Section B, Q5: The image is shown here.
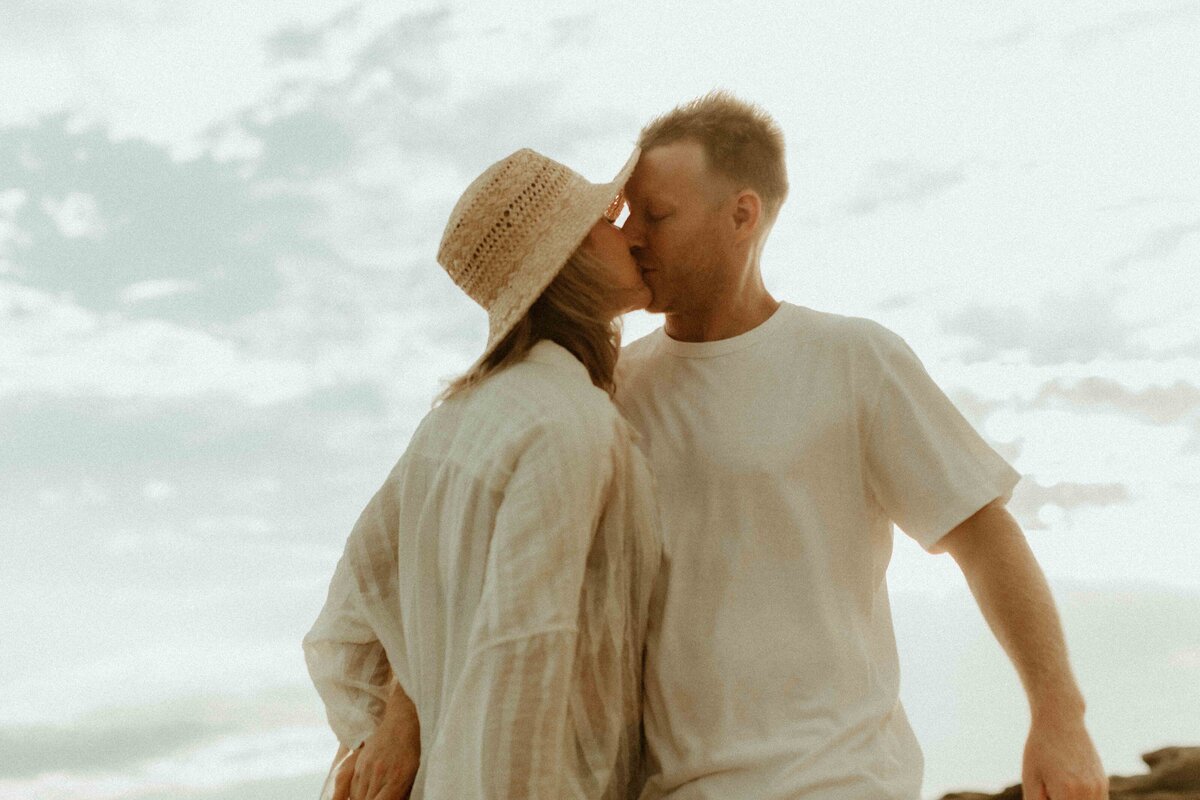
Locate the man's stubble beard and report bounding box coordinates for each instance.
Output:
[645,222,726,316]
[673,229,729,316]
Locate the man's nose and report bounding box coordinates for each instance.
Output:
[621,216,646,248]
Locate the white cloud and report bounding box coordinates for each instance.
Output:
[263,3,363,64]
[34,488,66,506]
[191,514,275,537]
[1008,478,1131,530]
[0,0,167,40]
[0,188,28,246]
[119,279,201,305]
[844,160,967,216]
[41,192,106,239]
[1108,217,1200,271]
[0,640,316,726]
[0,686,333,800]
[0,0,374,151]
[1064,2,1200,49]
[0,189,30,277]
[969,21,1039,50]
[0,726,330,800]
[1034,376,1200,426]
[942,291,1135,366]
[0,283,313,404]
[992,405,1193,483]
[141,480,179,502]
[36,479,112,507]
[1167,646,1200,668]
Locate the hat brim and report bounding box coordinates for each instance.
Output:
[463,147,640,376]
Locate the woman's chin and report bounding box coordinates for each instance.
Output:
[610,286,654,316]
[627,289,655,315]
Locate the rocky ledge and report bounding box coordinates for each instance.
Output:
[940,746,1200,799]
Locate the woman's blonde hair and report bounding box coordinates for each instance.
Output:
[438,244,621,403]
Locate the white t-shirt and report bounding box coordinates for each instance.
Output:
[615,302,1020,800]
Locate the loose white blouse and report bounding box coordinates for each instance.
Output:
[304,340,662,799]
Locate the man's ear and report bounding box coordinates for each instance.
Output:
[731,190,762,241]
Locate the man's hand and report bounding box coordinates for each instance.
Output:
[332,735,418,800]
[332,683,421,800]
[329,745,357,800]
[1022,713,1108,799]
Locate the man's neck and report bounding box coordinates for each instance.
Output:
[664,287,781,343]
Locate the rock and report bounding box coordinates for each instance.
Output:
[939,746,1200,799]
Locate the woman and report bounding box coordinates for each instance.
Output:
[303,148,662,800]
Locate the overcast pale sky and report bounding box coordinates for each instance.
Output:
[1,2,1198,798]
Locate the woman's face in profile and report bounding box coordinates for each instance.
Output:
[584,217,653,316]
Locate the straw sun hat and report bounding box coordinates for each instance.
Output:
[437,147,640,368]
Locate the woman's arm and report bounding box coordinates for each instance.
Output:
[304,485,399,750]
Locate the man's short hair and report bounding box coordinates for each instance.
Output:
[638,90,788,221]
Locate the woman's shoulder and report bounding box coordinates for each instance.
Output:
[495,343,620,420]
[424,345,624,464]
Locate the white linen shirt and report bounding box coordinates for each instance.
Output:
[304,340,663,800]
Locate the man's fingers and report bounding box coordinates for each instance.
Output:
[357,768,378,800]
[1023,776,1048,800]
[1045,774,1108,800]
[350,765,373,800]
[332,764,354,800]
[353,762,385,800]
[1066,776,1108,800]
[371,779,414,800]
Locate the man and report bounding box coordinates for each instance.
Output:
[329,92,1108,800]
[614,91,1106,800]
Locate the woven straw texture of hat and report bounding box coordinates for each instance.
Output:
[438,147,639,365]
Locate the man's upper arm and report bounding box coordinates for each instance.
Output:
[929,498,1019,559]
[858,321,1022,550]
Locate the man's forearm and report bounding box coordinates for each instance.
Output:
[936,500,1108,798]
[934,501,1085,720]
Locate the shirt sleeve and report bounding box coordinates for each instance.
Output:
[420,420,614,799]
[860,322,1021,551]
[302,483,398,750]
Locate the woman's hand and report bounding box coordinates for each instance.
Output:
[333,683,421,800]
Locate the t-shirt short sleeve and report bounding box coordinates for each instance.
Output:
[860,322,1021,550]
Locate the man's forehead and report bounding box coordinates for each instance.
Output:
[629,140,707,198]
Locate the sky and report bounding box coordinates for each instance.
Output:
[0,1,1197,798]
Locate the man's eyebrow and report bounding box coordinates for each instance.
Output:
[630,189,674,206]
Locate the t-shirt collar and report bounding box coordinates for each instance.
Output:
[657,301,793,358]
